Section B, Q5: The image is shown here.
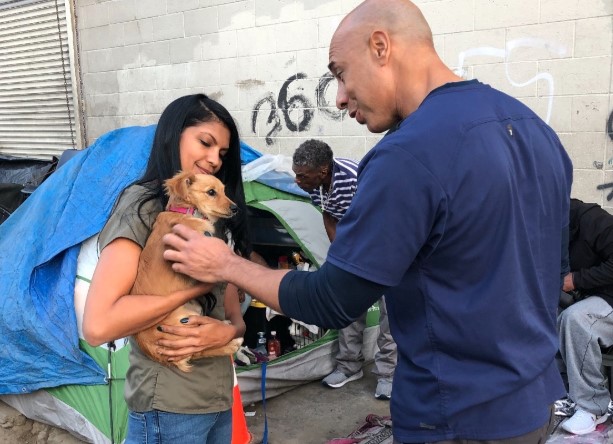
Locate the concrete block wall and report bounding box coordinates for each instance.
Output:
[75,0,612,206]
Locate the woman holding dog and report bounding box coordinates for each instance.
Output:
[82,94,249,444]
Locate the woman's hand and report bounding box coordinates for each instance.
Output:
[155,316,238,361]
[83,237,217,347]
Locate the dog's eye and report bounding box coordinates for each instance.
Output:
[207,189,216,196]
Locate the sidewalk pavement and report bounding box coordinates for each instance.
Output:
[243,361,390,444]
[4,360,613,443]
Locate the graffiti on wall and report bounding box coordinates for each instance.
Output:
[455,38,567,124]
[596,110,613,200]
[597,182,613,201]
[251,38,568,145]
[251,72,344,145]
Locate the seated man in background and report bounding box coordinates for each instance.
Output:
[557,198,613,435]
[292,139,397,399]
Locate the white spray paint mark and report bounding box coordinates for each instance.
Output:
[454,38,567,123]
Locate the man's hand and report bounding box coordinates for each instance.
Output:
[562,273,575,292]
[162,224,233,283]
[165,224,287,313]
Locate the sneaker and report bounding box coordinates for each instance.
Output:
[561,408,609,435]
[554,397,576,417]
[375,379,392,400]
[322,369,363,388]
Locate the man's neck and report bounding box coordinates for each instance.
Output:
[322,163,333,190]
[396,53,462,119]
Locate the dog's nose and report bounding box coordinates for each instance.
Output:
[230,204,239,215]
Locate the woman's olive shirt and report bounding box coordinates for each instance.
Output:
[98,184,233,414]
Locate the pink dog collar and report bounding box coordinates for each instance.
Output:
[167,206,208,220]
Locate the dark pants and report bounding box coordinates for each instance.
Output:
[393,405,555,444]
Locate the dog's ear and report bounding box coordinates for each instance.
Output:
[184,175,194,187]
[164,171,195,203]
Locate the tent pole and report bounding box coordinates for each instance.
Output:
[107,341,116,444]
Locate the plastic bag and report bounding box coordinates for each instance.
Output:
[241,154,309,197]
[241,154,294,182]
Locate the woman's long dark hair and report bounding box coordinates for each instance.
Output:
[136,94,251,257]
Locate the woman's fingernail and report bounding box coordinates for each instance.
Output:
[180,317,189,324]
[157,326,163,332]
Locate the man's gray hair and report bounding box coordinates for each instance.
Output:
[293,139,333,169]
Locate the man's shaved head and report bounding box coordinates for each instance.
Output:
[335,0,433,48]
[328,0,459,132]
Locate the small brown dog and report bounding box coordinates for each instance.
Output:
[132,171,243,372]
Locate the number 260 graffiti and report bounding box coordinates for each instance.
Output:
[251,72,344,145]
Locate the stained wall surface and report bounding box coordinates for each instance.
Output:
[75,0,613,205]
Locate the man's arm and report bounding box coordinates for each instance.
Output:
[573,209,613,291]
[573,258,613,291]
[323,211,338,242]
[561,222,571,290]
[163,224,288,312]
[279,261,388,328]
[163,224,388,327]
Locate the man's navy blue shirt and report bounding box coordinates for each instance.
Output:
[281,80,572,441]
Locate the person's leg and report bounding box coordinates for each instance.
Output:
[323,311,367,387]
[154,410,232,444]
[558,296,613,415]
[372,297,397,399]
[124,410,156,444]
[372,296,397,378]
[335,312,367,375]
[204,409,233,444]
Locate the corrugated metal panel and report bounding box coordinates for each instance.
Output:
[0,0,76,160]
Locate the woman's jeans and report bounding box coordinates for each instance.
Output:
[125,408,232,444]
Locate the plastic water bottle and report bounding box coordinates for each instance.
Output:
[255,331,267,355]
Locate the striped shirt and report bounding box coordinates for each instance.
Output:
[308,158,358,221]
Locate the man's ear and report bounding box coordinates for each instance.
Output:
[370,30,390,65]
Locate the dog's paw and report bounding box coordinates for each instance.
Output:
[224,337,243,355]
[173,358,194,373]
[191,337,244,359]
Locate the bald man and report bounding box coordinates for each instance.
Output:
[162,1,572,442]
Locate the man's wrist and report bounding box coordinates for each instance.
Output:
[219,251,241,283]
